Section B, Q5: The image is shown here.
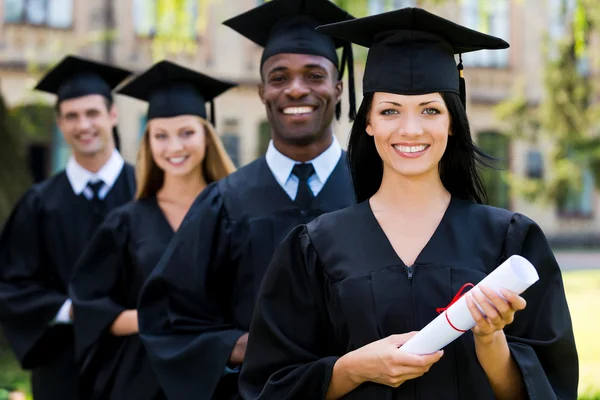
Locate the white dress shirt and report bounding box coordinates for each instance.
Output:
[265,136,342,200]
[65,150,125,200]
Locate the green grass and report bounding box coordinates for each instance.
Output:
[563,269,600,397]
[0,341,29,397]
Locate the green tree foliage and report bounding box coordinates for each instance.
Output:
[135,0,213,60]
[496,0,599,207]
[0,86,32,227]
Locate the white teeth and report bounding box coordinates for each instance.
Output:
[393,144,428,153]
[283,106,314,115]
[168,156,187,164]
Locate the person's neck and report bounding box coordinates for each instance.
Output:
[272,131,333,163]
[158,169,207,206]
[73,145,114,173]
[372,168,451,213]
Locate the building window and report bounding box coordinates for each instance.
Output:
[221,118,240,167]
[52,124,70,173]
[478,131,510,209]
[461,0,510,68]
[257,120,270,157]
[138,114,148,141]
[548,0,577,41]
[368,0,415,14]
[27,143,50,183]
[526,150,544,179]
[4,0,73,28]
[221,135,240,167]
[11,103,55,180]
[559,168,595,218]
[133,0,198,40]
[548,0,589,75]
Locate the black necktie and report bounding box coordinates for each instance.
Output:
[87,180,106,227]
[87,180,106,210]
[87,180,105,201]
[292,163,315,211]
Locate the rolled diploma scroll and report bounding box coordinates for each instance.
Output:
[400,255,539,355]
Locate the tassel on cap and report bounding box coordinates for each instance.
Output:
[346,43,356,121]
[210,99,216,127]
[458,53,466,110]
[335,46,346,121]
[335,43,356,121]
[112,127,120,151]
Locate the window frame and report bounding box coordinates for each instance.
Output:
[557,168,596,219]
[460,0,510,69]
[3,0,74,30]
[133,0,200,42]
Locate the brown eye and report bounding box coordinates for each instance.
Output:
[269,75,285,83]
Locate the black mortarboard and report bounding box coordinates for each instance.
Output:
[223,0,356,120]
[316,8,509,109]
[116,60,237,125]
[35,55,132,103]
[35,55,132,150]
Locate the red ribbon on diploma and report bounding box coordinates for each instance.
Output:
[436,283,474,333]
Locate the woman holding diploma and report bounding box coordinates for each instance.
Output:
[69,60,236,400]
[239,8,578,400]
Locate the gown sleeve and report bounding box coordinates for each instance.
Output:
[0,190,69,368]
[239,225,339,400]
[69,210,129,362]
[502,213,578,399]
[137,184,246,400]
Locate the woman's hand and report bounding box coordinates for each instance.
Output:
[327,332,443,399]
[466,286,527,344]
[466,286,528,400]
[110,309,139,336]
[347,332,443,388]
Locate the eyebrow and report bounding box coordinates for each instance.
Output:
[267,66,288,75]
[267,64,328,75]
[378,100,442,106]
[304,64,327,70]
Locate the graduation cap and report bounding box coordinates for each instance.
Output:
[316,8,509,109]
[116,60,237,125]
[223,0,356,120]
[35,55,133,150]
[35,55,132,103]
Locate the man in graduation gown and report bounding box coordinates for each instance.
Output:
[137,1,357,399]
[0,55,135,400]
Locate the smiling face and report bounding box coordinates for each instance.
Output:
[366,92,451,180]
[148,115,207,178]
[259,53,342,147]
[56,94,117,157]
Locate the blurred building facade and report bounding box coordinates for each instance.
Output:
[0,0,598,244]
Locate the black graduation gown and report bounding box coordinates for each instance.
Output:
[0,164,135,400]
[70,196,170,400]
[138,155,355,400]
[239,197,579,400]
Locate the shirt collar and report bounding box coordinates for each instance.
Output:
[265,136,342,187]
[65,150,125,195]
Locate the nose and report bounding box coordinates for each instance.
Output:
[167,137,185,153]
[76,116,92,131]
[284,76,310,99]
[398,113,424,137]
